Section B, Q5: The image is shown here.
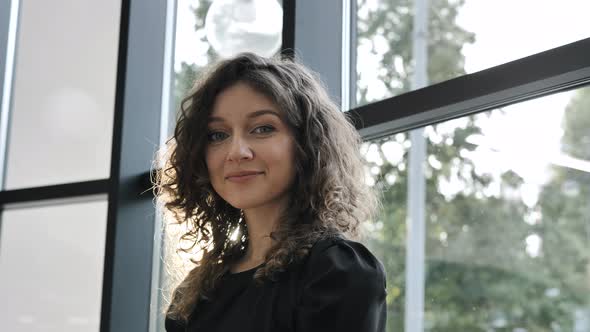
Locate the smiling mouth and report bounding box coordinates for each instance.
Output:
[226,172,263,183]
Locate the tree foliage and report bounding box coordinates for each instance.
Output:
[356,0,589,331]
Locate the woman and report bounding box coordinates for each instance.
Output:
[156,52,386,331]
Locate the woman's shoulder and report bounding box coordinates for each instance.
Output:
[294,234,387,330]
[302,234,386,288]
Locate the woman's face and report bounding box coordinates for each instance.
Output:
[205,82,297,211]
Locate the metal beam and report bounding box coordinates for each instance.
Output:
[352,37,590,139]
[281,0,296,59]
[405,1,428,331]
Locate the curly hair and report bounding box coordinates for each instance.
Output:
[154,52,379,323]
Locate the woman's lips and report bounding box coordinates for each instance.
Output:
[226,172,263,183]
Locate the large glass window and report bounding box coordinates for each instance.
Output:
[362,85,590,331]
[5,0,120,189]
[355,0,590,106]
[0,198,108,332]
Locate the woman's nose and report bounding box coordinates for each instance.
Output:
[226,136,253,162]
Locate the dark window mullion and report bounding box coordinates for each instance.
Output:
[0,179,110,205]
[101,0,167,331]
[281,0,296,59]
[351,37,590,139]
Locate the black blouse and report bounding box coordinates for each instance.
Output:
[165,235,387,332]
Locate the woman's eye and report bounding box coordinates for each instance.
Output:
[207,131,228,142]
[252,125,275,134]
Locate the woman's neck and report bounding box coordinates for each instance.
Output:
[241,200,285,261]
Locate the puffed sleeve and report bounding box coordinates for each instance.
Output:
[295,238,387,332]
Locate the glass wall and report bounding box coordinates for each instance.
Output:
[362,86,590,331]
[355,1,590,329]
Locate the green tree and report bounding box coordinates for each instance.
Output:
[356,0,474,106]
[534,88,590,330]
[356,0,482,330]
[364,92,589,330]
[365,91,590,331]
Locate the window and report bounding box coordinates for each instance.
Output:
[362,86,590,331]
[355,0,590,106]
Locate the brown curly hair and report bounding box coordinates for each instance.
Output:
[154,52,379,323]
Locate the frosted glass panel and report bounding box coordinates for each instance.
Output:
[0,198,108,332]
[5,0,121,189]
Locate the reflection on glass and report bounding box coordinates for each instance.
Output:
[355,0,590,106]
[204,0,282,58]
[0,199,108,332]
[362,86,590,331]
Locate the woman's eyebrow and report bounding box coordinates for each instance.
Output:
[208,109,281,123]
